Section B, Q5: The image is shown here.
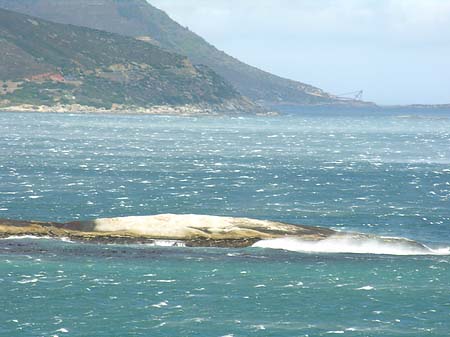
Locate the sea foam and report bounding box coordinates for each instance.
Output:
[2,235,53,240]
[252,235,450,256]
[1,235,74,243]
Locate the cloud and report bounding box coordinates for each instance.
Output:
[151,0,450,45]
[149,0,450,104]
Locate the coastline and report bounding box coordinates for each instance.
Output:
[0,101,276,116]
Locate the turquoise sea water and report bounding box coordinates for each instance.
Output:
[1,111,450,336]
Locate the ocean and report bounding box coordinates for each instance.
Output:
[1,111,449,336]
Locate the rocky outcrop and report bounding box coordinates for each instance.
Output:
[0,214,432,253]
[0,214,334,247]
[66,214,335,240]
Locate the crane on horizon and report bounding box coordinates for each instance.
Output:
[336,90,364,101]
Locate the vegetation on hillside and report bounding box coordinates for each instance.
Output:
[0,0,342,107]
[0,8,252,110]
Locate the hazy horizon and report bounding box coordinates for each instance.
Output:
[151,0,450,105]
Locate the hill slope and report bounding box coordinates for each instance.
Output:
[0,8,256,112]
[0,0,349,107]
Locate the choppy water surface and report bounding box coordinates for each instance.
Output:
[1,111,450,336]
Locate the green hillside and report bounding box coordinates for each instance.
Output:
[0,8,255,111]
[0,0,345,107]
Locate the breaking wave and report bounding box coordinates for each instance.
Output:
[2,235,53,240]
[252,235,450,256]
[1,235,74,243]
[144,240,186,248]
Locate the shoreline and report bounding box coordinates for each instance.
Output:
[0,233,262,248]
[0,102,277,116]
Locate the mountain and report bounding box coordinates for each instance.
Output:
[0,8,257,112]
[0,0,354,108]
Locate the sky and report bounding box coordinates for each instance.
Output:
[150,0,450,105]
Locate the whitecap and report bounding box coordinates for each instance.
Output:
[146,240,186,247]
[2,235,52,240]
[152,301,168,308]
[357,286,375,291]
[431,247,450,255]
[252,325,266,330]
[252,235,450,256]
[55,328,69,333]
[60,237,75,243]
[17,278,39,284]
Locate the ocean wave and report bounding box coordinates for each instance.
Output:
[2,235,53,240]
[145,240,186,248]
[1,235,74,243]
[252,235,450,256]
